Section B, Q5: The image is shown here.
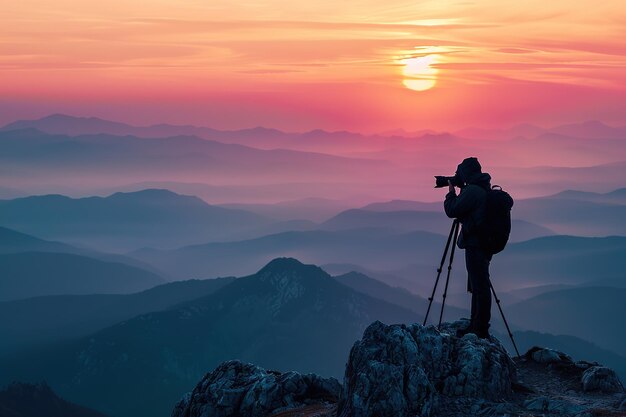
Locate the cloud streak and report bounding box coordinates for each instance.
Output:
[2,0,626,130]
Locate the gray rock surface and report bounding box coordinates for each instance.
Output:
[530,347,573,364]
[337,320,516,417]
[171,323,625,417]
[171,360,341,417]
[581,366,625,393]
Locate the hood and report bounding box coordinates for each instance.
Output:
[456,157,482,182]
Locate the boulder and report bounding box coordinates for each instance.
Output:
[581,366,625,393]
[529,347,573,365]
[171,360,341,417]
[337,320,516,417]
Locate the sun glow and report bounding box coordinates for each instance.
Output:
[401,54,439,92]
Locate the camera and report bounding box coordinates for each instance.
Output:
[434,174,464,188]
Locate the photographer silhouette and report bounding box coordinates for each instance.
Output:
[443,157,493,338]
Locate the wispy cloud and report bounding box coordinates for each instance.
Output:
[2,0,626,130]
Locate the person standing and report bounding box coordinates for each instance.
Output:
[443,157,493,339]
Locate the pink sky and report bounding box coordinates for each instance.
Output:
[2,0,626,132]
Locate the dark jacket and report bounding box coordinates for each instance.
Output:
[444,172,491,248]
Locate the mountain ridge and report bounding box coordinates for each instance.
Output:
[0,257,419,417]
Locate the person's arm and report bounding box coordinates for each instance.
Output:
[444,184,481,219]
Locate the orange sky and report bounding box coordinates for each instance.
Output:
[2,0,626,131]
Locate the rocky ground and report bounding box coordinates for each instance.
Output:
[172,320,625,417]
[435,348,626,416]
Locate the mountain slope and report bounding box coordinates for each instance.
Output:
[0,258,419,417]
[493,236,626,290]
[130,228,447,279]
[0,382,108,417]
[321,208,554,242]
[0,251,164,301]
[0,277,234,354]
[334,271,467,324]
[506,287,626,355]
[0,189,271,251]
[0,128,388,188]
[0,226,75,254]
[0,225,167,276]
[131,231,626,293]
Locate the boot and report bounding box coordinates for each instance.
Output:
[474,328,491,339]
[474,324,491,339]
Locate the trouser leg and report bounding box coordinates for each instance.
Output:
[465,246,492,332]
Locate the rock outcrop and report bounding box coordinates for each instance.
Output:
[171,360,341,417]
[582,366,624,393]
[172,321,625,417]
[337,320,516,417]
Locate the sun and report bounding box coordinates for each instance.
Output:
[401,55,439,92]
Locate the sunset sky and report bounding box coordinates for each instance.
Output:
[2,0,626,132]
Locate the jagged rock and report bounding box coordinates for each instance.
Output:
[337,320,516,417]
[171,360,341,417]
[581,366,625,393]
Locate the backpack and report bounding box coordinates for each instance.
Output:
[479,185,514,255]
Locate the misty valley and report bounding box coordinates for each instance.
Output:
[0,115,625,417]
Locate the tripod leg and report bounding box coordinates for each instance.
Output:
[490,281,521,358]
[438,221,460,328]
[423,220,458,326]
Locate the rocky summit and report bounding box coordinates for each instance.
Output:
[172,320,625,417]
[171,360,341,417]
[337,320,516,417]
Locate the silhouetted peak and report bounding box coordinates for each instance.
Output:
[258,257,319,275]
[237,126,285,136]
[41,113,90,122]
[256,258,330,287]
[108,188,194,202]
[336,271,369,280]
[607,187,626,196]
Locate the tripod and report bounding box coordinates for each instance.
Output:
[423,219,521,357]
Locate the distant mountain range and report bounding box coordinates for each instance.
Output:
[0,251,164,302]
[0,226,75,254]
[0,225,164,275]
[130,228,626,293]
[355,188,626,237]
[0,127,389,193]
[506,286,626,355]
[0,277,234,354]
[454,120,626,140]
[0,258,418,417]
[2,115,626,202]
[130,228,448,279]
[0,189,273,251]
[320,208,554,242]
[334,271,467,324]
[1,188,571,253]
[0,226,166,301]
[4,114,625,145]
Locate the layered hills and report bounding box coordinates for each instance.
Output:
[0,258,418,417]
